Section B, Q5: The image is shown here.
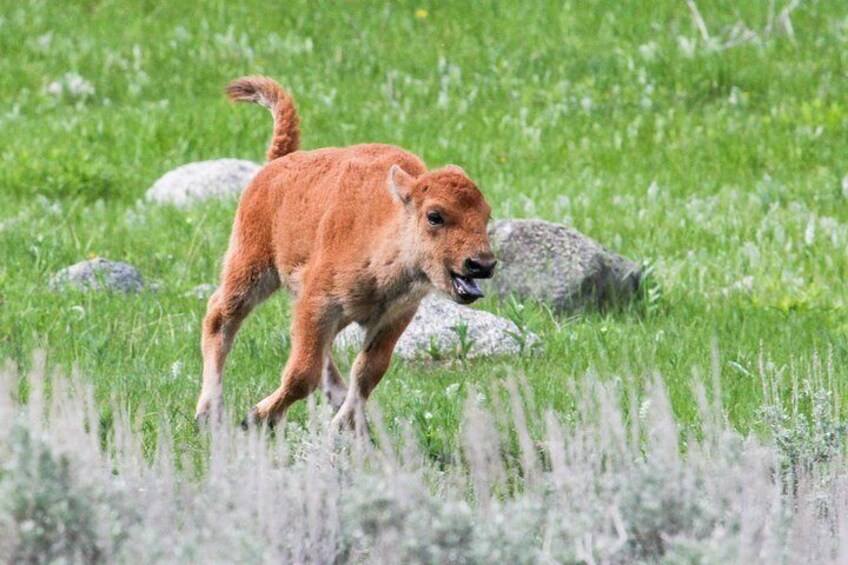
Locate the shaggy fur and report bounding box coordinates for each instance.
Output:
[195,76,496,430]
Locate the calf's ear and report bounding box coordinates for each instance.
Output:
[443,164,467,176]
[388,165,415,204]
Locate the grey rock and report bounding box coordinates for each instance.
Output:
[186,283,217,299]
[485,219,642,312]
[335,293,538,360]
[50,258,144,294]
[145,159,261,206]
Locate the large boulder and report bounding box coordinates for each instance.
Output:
[49,258,145,294]
[145,159,261,206]
[335,293,538,360]
[485,219,642,312]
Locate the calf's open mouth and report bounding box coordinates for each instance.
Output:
[450,271,484,304]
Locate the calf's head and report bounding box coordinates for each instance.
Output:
[388,165,496,304]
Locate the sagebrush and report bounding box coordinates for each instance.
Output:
[1,356,847,563]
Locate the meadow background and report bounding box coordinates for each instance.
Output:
[1,0,848,561]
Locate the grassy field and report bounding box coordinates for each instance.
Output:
[1,0,848,463]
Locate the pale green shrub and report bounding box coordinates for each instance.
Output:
[0,357,846,563]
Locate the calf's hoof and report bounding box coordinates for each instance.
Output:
[240,406,278,433]
[331,407,371,438]
[194,411,209,428]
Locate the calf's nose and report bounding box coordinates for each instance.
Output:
[464,254,497,279]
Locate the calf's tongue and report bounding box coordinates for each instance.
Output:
[454,275,484,298]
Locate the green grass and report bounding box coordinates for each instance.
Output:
[1,0,848,457]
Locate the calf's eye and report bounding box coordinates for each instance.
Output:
[427,212,444,226]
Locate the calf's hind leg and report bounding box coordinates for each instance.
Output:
[195,264,279,422]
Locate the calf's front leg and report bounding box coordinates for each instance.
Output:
[331,308,416,433]
[248,296,338,427]
[322,355,348,413]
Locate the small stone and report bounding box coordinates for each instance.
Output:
[186,283,217,299]
[484,219,642,313]
[334,293,538,360]
[145,159,261,207]
[50,258,144,294]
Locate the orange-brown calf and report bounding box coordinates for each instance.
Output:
[195,76,496,430]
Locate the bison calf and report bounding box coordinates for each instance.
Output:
[195,76,496,430]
